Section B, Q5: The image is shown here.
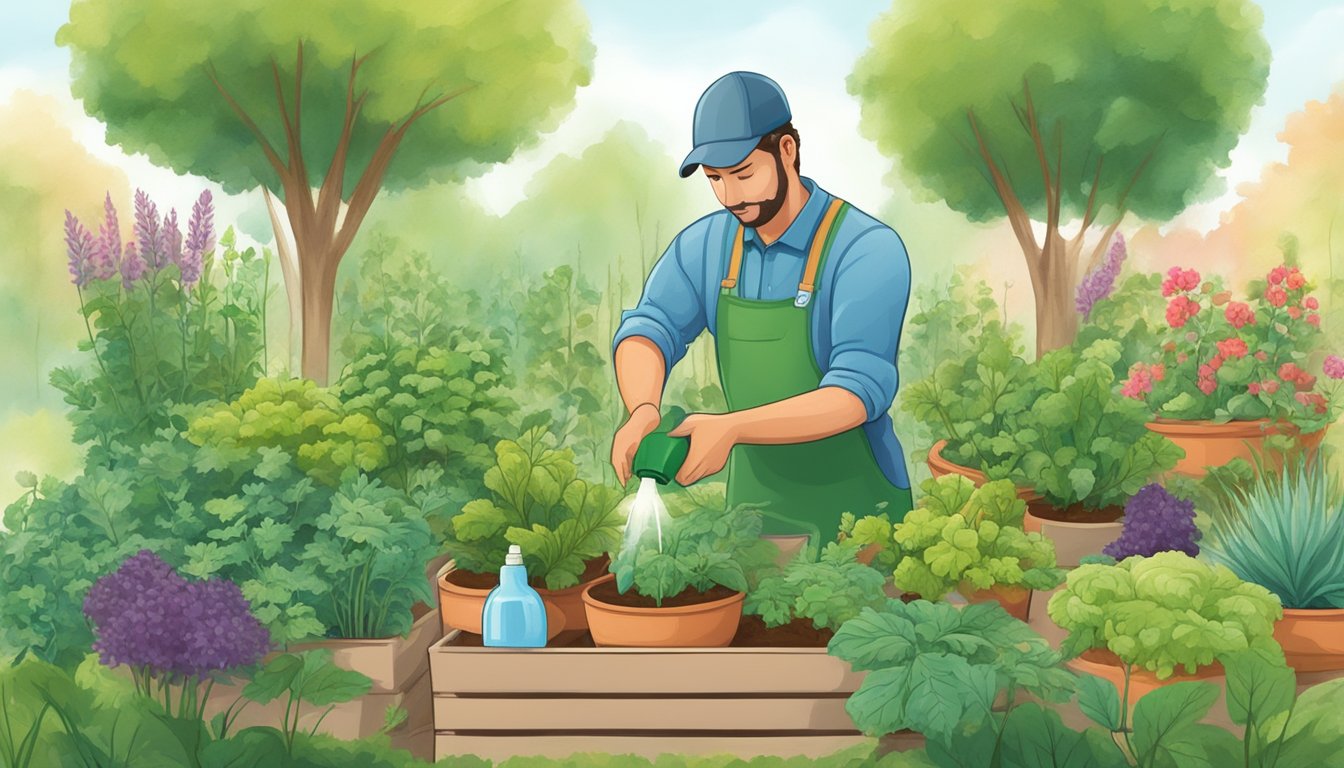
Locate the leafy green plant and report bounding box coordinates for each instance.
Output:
[891,476,1063,600]
[1047,551,1282,679]
[236,650,372,754]
[335,237,517,504]
[1201,448,1344,609]
[186,377,389,487]
[612,502,779,607]
[745,540,887,631]
[827,599,1075,745]
[445,426,624,589]
[838,511,901,575]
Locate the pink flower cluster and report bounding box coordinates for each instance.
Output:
[1326,355,1344,381]
[1162,267,1201,296]
[1224,301,1255,329]
[1122,362,1166,399]
[1166,295,1201,328]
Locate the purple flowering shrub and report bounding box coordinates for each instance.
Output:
[1103,483,1201,560]
[1076,233,1128,320]
[53,189,269,462]
[84,550,269,720]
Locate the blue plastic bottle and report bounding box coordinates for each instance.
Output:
[481,544,548,647]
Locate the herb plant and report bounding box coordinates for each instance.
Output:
[446,426,624,589]
[1047,551,1282,678]
[891,476,1063,601]
[838,511,901,574]
[1201,450,1344,609]
[612,502,779,607]
[827,599,1075,745]
[1102,483,1201,560]
[745,540,887,631]
[237,650,372,754]
[83,550,270,722]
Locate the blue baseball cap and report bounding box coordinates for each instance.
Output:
[679,72,791,178]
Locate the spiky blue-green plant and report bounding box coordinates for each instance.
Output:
[1201,450,1344,609]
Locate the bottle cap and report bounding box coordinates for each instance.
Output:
[505,544,523,566]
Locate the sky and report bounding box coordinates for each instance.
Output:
[2,1,1341,236]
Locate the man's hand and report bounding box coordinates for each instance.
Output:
[612,403,663,487]
[668,413,741,485]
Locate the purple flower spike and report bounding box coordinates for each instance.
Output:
[133,189,167,270]
[1104,483,1200,560]
[1076,233,1128,319]
[64,210,95,287]
[121,241,145,290]
[163,208,183,269]
[90,192,123,281]
[182,190,214,287]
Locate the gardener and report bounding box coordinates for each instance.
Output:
[610,71,914,559]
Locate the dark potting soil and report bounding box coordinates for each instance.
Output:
[585,579,739,609]
[444,555,611,591]
[1026,500,1125,524]
[731,614,834,647]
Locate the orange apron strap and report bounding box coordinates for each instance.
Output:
[720,223,745,289]
[799,198,845,294]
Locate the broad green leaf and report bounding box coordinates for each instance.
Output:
[1076,673,1123,731]
[1131,681,1220,763]
[1223,647,1293,730]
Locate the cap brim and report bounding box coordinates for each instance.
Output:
[679,136,762,178]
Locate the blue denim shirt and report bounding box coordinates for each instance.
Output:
[612,177,912,490]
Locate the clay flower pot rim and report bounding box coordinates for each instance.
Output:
[1023,508,1125,530]
[1282,607,1344,617]
[1146,418,1326,438]
[581,582,746,617]
[928,439,1043,501]
[438,559,613,596]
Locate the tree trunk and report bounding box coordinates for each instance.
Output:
[1029,227,1085,358]
[298,246,339,385]
[263,187,303,376]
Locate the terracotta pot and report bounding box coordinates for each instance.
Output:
[535,559,612,632]
[1275,608,1344,673]
[436,560,565,640]
[857,542,884,567]
[1023,500,1124,568]
[1068,648,1224,703]
[582,583,745,647]
[1145,419,1327,478]
[928,440,1041,502]
[959,583,1030,621]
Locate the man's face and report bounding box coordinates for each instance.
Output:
[702,139,794,229]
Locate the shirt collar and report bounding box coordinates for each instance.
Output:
[742,177,829,254]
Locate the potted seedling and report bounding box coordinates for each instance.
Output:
[1201,449,1344,672]
[438,426,624,635]
[1126,265,1339,476]
[743,539,888,646]
[890,476,1063,620]
[581,502,779,647]
[1047,550,1282,701]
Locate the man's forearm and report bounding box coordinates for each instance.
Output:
[614,336,667,414]
[727,386,868,445]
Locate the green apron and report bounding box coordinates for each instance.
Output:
[714,198,913,555]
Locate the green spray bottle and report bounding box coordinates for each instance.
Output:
[631,406,690,485]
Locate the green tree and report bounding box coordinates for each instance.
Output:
[849,0,1269,356]
[58,0,593,384]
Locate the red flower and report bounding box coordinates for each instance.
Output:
[1248,382,1261,395]
[1307,314,1321,327]
[1287,306,1302,320]
[1268,266,1289,285]
[1295,392,1327,414]
[1263,380,1280,395]
[1162,267,1202,296]
[1286,270,1306,290]
[1254,350,1268,361]
[1166,295,1201,328]
[1305,296,1319,310]
[1225,301,1255,329]
[1279,362,1303,381]
[1198,376,1218,395]
[1216,338,1248,359]
[1208,355,1225,371]
[1266,286,1288,307]
[1151,363,1166,382]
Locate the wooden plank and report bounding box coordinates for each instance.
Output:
[433,695,856,731]
[435,733,871,761]
[429,633,862,695]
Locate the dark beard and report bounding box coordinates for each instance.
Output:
[727,151,789,229]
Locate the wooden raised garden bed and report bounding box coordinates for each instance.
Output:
[429,618,876,761]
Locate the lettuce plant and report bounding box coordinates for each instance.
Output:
[827,599,1075,745]
[1201,450,1344,609]
[1047,551,1282,679]
[745,540,886,631]
[838,511,900,574]
[891,476,1063,601]
[612,502,778,607]
[445,426,624,589]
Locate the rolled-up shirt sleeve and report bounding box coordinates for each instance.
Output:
[612,234,708,379]
[818,227,911,422]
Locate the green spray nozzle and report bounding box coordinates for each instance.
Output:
[632,405,689,485]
